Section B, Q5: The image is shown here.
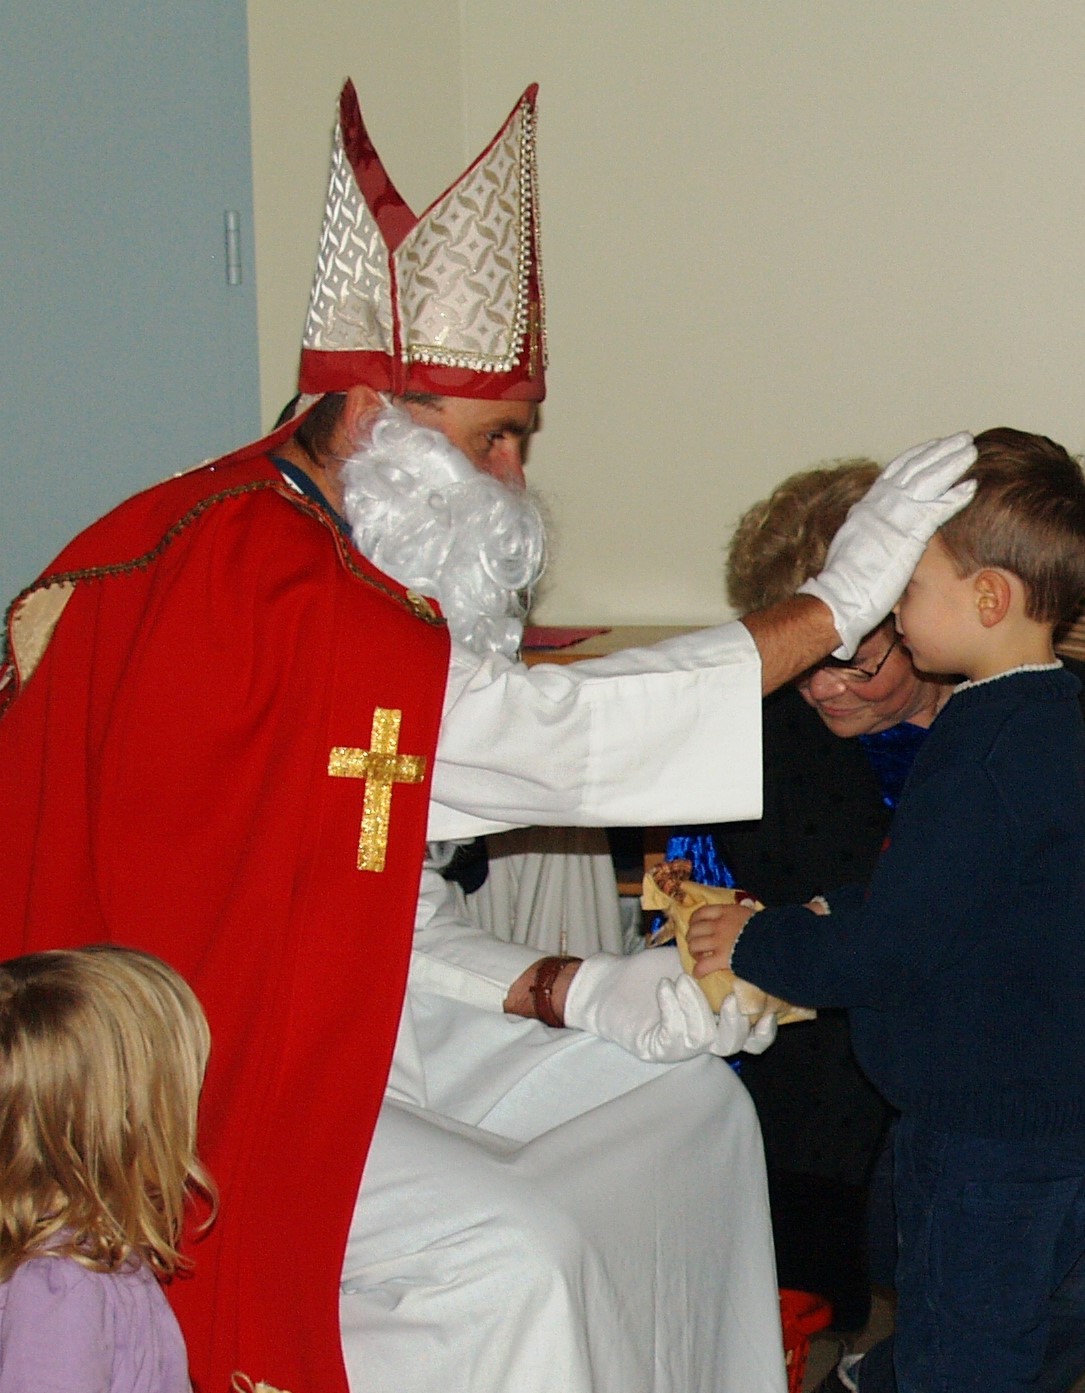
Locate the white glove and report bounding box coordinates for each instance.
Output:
[712,993,777,1055]
[564,947,770,1062]
[740,1005,778,1055]
[798,432,976,656]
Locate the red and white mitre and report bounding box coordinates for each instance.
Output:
[299,81,547,403]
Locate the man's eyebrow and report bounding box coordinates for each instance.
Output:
[492,413,537,436]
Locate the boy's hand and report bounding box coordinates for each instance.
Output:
[687,900,756,976]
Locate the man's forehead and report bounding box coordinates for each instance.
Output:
[447,398,536,432]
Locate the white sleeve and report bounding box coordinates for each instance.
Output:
[427,622,764,842]
[408,864,540,1008]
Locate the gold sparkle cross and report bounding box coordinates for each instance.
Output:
[328,708,427,872]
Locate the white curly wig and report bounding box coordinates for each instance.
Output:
[340,407,547,658]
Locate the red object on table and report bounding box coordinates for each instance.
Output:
[521,624,611,650]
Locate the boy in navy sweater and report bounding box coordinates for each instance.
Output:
[689,427,1085,1393]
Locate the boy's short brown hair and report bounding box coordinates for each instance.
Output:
[938,427,1085,625]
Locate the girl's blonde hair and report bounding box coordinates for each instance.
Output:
[0,945,215,1282]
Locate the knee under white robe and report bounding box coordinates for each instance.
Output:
[339,625,786,1392]
[342,994,785,1393]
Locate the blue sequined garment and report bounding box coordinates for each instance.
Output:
[661,830,736,888]
[857,720,930,810]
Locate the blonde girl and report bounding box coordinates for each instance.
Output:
[0,946,214,1392]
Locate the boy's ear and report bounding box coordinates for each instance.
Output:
[975,569,1012,628]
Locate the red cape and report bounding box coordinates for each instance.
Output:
[0,448,450,1393]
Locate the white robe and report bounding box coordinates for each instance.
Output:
[340,624,788,1393]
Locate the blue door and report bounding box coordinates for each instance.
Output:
[0,0,260,604]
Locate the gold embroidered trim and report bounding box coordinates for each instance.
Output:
[5,482,274,610]
[403,588,439,623]
[279,493,442,627]
[329,708,427,872]
[1,478,446,689]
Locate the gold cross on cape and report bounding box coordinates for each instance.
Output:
[328,708,427,872]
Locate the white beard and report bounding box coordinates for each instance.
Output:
[339,407,547,659]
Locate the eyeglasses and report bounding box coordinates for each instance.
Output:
[800,633,900,686]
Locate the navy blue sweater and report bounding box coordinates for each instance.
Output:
[732,666,1085,1141]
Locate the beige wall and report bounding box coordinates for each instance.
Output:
[248,2,1085,625]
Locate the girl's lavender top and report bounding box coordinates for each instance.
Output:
[0,1249,190,1392]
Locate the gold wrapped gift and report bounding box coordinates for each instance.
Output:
[642,861,815,1025]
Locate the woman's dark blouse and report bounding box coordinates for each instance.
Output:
[707,685,896,1184]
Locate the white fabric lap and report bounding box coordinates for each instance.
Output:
[397,988,669,1135]
[341,995,787,1393]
